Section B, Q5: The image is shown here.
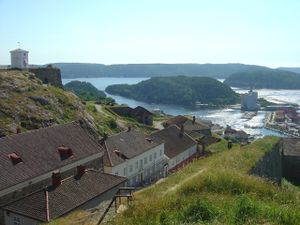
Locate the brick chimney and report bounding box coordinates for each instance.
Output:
[52,171,61,187]
[192,116,196,124]
[8,152,23,165]
[57,145,73,159]
[180,124,185,137]
[76,165,86,178]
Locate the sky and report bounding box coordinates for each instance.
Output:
[0,0,300,67]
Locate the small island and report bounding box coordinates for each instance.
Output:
[105,76,240,107]
[64,80,115,104]
[224,70,300,89]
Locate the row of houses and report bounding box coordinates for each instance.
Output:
[0,115,210,224]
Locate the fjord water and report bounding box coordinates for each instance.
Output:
[62,77,300,138]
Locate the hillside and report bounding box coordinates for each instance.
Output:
[106,137,300,225]
[224,70,300,89]
[278,67,300,74]
[106,76,240,106]
[0,70,122,137]
[52,63,271,79]
[49,136,300,225]
[0,70,101,137]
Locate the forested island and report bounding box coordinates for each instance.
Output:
[106,76,239,107]
[224,70,300,89]
[64,80,115,104]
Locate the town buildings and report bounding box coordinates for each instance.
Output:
[163,115,211,139]
[103,129,166,186]
[0,123,126,224]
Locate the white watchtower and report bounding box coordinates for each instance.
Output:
[10,48,29,69]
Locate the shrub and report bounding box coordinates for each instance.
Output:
[234,195,260,224]
[181,199,219,223]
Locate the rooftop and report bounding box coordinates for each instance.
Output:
[4,170,126,222]
[0,123,104,192]
[150,125,197,159]
[103,130,162,167]
[10,48,29,53]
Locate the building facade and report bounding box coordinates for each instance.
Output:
[10,48,29,69]
[241,89,259,111]
[103,130,166,186]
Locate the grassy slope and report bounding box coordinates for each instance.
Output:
[48,136,300,225]
[107,136,300,225]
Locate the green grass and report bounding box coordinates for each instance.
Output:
[105,136,300,225]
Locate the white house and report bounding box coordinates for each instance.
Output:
[150,125,198,172]
[10,48,29,69]
[103,129,166,186]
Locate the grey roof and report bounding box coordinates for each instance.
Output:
[10,48,29,53]
[164,115,209,132]
[4,170,126,222]
[150,125,197,159]
[103,130,162,167]
[282,138,300,156]
[131,106,152,117]
[0,123,104,192]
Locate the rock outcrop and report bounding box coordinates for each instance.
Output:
[0,70,98,137]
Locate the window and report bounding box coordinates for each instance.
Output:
[123,167,127,176]
[129,164,133,172]
[135,161,138,169]
[144,157,147,164]
[13,217,20,225]
[149,154,152,162]
[154,152,157,159]
[147,168,150,176]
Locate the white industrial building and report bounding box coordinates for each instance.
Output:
[10,48,29,69]
[241,89,259,111]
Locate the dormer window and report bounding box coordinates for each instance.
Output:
[57,145,73,160]
[8,152,23,165]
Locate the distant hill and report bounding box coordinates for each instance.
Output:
[106,76,240,106]
[278,67,300,74]
[224,70,300,89]
[52,63,271,79]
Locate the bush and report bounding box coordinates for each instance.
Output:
[234,195,260,224]
[181,199,219,223]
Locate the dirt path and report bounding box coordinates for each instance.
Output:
[163,168,206,195]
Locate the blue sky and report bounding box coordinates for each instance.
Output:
[0,0,299,67]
